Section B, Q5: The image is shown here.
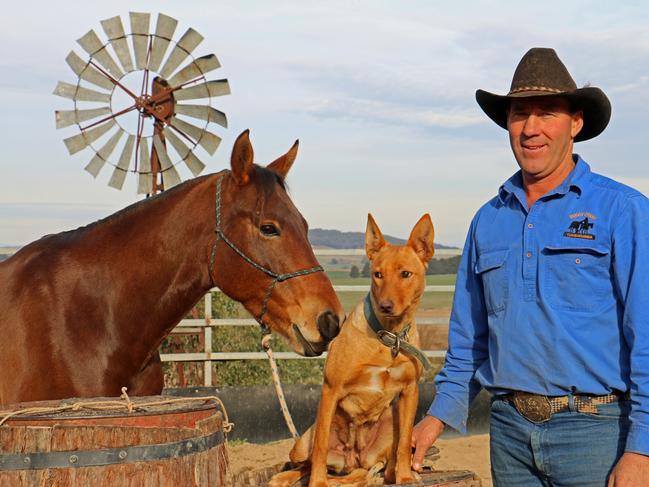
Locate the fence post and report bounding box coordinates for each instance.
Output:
[204,292,213,387]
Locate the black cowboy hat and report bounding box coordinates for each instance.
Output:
[475,47,611,142]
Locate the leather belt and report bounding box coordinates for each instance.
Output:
[504,390,629,424]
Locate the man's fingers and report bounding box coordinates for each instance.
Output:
[412,442,428,471]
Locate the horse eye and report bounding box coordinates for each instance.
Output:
[374,271,383,279]
[401,270,412,278]
[260,223,280,236]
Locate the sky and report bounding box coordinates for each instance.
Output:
[1,1,649,247]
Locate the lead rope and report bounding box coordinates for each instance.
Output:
[261,334,300,440]
[207,172,323,440]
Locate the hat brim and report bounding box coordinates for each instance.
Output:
[475,87,611,142]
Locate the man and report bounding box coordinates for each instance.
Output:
[411,48,649,486]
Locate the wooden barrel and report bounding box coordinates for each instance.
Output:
[0,394,228,487]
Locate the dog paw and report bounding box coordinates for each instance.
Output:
[395,468,420,484]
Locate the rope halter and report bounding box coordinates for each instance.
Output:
[208,172,324,332]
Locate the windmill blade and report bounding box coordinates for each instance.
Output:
[65,51,115,91]
[158,28,203,79]
[148,13,178,72]
[84,128,125,177]
[167,54,221,88]
[175,104,227,128]
[162,164,182,189]
[170,116,221,155]
[137,138,153,194]
[77,29,125,79]
[153,134,181,189]
[53,81,111,103]
[130,12,151,70]
[63,120,116,155]
[108,134,135,189]
[173,79,230,101]
[55,106,111,129]
[163,127,206,176]
[101,16,134,73]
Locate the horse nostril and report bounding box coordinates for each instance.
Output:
[317,310,340,341]
[379,301,393,314]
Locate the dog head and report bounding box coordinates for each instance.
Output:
[365,214,435,319]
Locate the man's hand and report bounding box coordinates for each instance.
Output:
[411,415,445,471]
[608,452,649,486]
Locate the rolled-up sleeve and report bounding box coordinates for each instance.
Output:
[611,194,649,455]
[427,217,489,433]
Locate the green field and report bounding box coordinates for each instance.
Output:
[326,272,456,286]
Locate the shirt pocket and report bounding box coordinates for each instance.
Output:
[543,242,612,312]
[475,249,509,315]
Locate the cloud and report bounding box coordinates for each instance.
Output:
[301,97,484,129]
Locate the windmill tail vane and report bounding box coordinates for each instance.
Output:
[54,12,231,195]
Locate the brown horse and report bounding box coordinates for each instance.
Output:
[0,130,343,406]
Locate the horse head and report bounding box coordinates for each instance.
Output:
[211,130,344,356]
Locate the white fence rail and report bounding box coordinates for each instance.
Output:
[162,283,456,386]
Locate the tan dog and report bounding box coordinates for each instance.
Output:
[270,213,435,487]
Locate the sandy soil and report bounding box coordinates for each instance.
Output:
[227,433,492,486]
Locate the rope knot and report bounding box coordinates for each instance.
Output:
[120,387,134,413]
[261,334,273,351]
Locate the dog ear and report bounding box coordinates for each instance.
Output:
[407,214,435,263]
[365,213,386,261]
[267,140,298,180]
[231,129,254,185]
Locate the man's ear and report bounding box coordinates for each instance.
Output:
[571,110,584,139]
[407,214,435,264]
[365,213,386,261]
[267,140,298,180]
[230,130,254,185]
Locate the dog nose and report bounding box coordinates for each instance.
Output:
[317,310,340,341]
[379,300,394,314]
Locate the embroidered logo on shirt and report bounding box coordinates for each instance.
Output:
[564,217,595,240]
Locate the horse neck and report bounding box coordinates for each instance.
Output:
[97,175,219,348]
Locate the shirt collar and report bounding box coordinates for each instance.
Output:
[498,154,591,204]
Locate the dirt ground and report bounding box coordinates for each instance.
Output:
[227,433,492,486]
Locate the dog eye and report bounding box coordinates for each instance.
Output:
[401,270,412,278]
[260,223,280,236]
[373,271,383,279]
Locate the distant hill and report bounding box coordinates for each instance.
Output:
[309,228,456,249]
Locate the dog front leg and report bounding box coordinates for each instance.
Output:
[309,382,338,487]
[395,381,419,483]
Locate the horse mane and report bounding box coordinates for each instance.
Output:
[54,166,285,239]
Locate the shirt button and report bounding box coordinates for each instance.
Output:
[527,223,534,229]
[575,258,581,264]
[526,252,532,258]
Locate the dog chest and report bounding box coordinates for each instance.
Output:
[338,362,416,424]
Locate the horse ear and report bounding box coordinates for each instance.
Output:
[231,130,254,185]
[267,140,298,180]
[407,214,435,264]
[365,213,387,261]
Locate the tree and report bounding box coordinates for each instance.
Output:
[350,265,360,278]
[361,261,370,278]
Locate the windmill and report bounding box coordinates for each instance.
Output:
[53,12,230,195]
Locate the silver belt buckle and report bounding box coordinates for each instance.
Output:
[511,392,552,423]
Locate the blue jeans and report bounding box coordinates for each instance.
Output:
[490,395,630,486]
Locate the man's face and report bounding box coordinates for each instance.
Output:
[507,96,583,180]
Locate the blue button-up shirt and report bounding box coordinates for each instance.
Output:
[428,156,649,455]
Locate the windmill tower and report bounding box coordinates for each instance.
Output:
[54,12,230,195]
